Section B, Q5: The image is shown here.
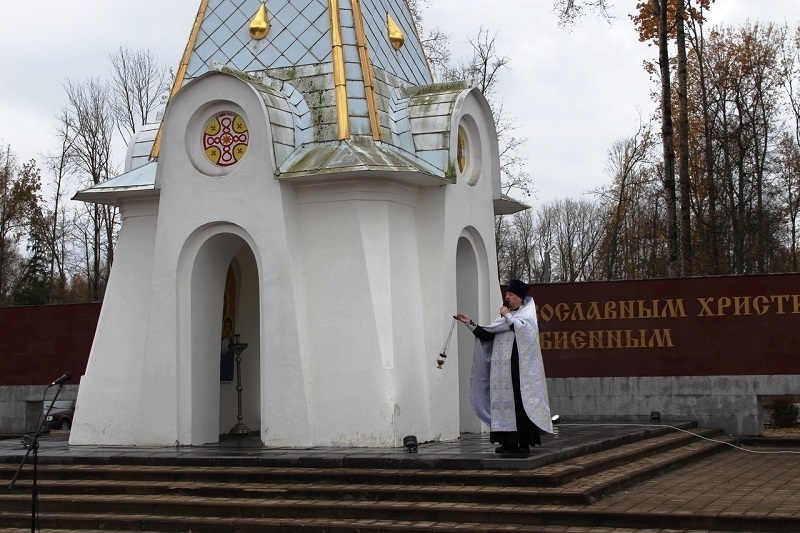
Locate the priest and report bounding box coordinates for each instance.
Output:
[456,279,553,454]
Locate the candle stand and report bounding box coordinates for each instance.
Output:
[228,335,251,436]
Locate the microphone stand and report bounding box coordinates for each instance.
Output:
[8,381,66,533]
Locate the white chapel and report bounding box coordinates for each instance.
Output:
[71,0,524,447]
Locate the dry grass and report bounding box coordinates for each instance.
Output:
[763,424,800,437]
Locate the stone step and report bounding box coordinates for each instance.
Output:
[0,427,757,532]
[0,426,723,490]
[4,435,732,507]
[0,511,730,533]
[520,426,725,487]
[1,495,797,532]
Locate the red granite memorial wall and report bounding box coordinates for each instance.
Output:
[524,273,800,378]
[1,274,798,386]
[0,303,101,386]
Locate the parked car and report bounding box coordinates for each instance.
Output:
[42,400,75,431]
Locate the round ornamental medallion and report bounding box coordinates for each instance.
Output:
[202,111,249,167]
[457,126,468,174]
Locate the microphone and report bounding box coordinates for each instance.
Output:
[50,372,72,386]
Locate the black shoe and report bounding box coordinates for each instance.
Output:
[495,444,520,454]
[517,445,530,454]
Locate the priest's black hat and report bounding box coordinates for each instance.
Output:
[507,279,529,299]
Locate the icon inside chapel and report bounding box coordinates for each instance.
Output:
[219,266,237,382]
[203,111,249,167]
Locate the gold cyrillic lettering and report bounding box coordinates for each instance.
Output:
[698,297,715,316]
[733,296,750,316]
[648,329,674,347]
[770,295,790,314]
[535,294,797,325]
[619,301,634,319]
[539,329,675,349]
[540,332,551,350]
[553,331,569,349]
[752,295,769,315]
[589,330,604,348]
[607,330,622,348]
[571,331,586,349]
[662,299,687,318]
[625,329,645,348]
[570,303,586,321]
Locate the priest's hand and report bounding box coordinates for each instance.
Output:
[455,313,471,324]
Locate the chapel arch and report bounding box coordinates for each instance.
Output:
[455,227,492,434]
[178,225,262,445]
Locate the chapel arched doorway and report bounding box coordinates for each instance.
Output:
[183,230,261,445]
[456,235,481,434]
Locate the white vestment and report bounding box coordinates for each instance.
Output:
[469,297,553,434]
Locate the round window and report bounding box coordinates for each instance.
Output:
[456,116,481,186]
[202,111,249,167]
[457,126,469,174]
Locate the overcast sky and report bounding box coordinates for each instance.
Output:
[2,1,800,204]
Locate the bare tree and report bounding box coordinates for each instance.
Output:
[780,26,800,272]
[553,198,605,281]
[504,198,604,283]
[705,23,785,274]
[685,0,719,274]
[440,29,532,198]
[0,46,168,305]
[109,46,171,141]
[41,111,78,302]
[63,78,118,301]
[776,133,800,271]
[596,124,657,280]
[560,0,696,277]
[552,0,614,25]
[509,209,542,282]
[407,0,452,78]
[496,206,548,283]
[785,25,800,150]
[494,215,514,282]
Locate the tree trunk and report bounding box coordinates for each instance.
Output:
[688,15,718,274]
[653,0,679,277]
[675,0,692,276]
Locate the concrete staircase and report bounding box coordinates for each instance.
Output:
[0,428,748,531]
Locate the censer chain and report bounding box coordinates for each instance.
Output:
[437,317,458,369]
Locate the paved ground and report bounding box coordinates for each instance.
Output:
[2,421,799,531]
[589,445,800,526]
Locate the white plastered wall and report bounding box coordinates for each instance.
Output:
[70,198,159,445]
[421,88,502,442]
[71,77,504,448]
[294,180,431,446]
[72,73,312,446]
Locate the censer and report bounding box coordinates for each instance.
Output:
[437,316,458,369]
